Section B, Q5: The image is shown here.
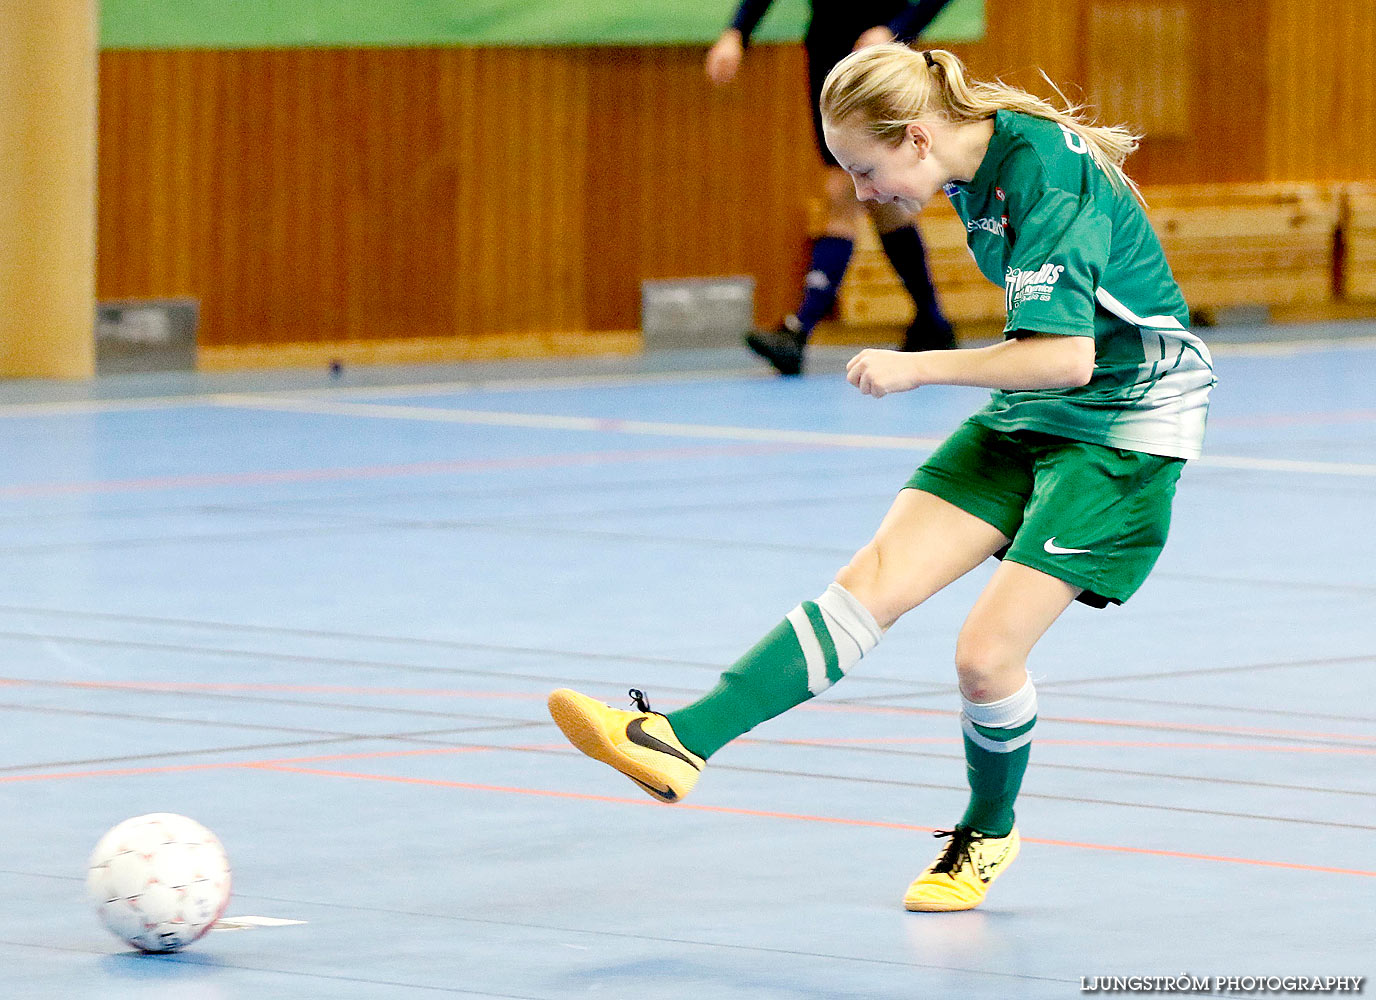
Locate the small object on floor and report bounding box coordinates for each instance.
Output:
[87,813,232,952]
[744,326,805,376]
[329,359,343,379]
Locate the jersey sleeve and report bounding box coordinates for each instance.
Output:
[1002,185,1111,338]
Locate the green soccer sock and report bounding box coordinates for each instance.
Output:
[958,680,1038,837]
[667,583,882,760]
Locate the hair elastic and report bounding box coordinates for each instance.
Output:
[924,50,936,69]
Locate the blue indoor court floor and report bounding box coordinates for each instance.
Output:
[1,328,1373,999]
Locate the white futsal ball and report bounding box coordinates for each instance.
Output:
[87,813,232,953]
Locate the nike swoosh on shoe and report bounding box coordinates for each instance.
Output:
[974,844,1014,882]
[625,717,702,770]
[630,776,678,802]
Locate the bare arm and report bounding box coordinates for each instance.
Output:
[846,334,1095,398]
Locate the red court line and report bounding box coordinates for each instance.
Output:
[802,701,1376,745]
[1043,712,1376,744]
[0,745,497,785]
[0,442,807,499]
[253,763,1376,879]
[8,677,1373,746]
[12,679,540,700]
[1,733,1366,790]
[6,744,1373,875]
[756,736,1376,756]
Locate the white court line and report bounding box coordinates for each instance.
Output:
[0,367,768,418]
[209,394,1376,478]
[292,366,770,401]
[209,393,950,450]
[1192,455,1376,477]
[1208,335,1376,357]
[0,396,209,418]
[1,334,1374,417]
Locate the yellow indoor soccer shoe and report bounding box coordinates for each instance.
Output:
[547,687,704,803]
[903,826,1020,912]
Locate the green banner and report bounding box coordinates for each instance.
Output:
[101,0,983,49]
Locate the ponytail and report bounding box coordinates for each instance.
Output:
[821,45,1143,202]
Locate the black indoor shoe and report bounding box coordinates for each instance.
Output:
[745,327,805,376]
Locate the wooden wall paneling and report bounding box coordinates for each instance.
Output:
[93,3,1376,359]
[445,47,590,339]
[344,48,445,343]
[448,48,484,338]
[968,0,1083,96]
[95,56,125,294]
[1334,4,1376,180]
[97,54,143,298]
[582,44,819,334]
[210,50,247,345]
[1267,0,1376,180]
[582,48,648,331]
[752,46,826,328]
[166,52,197,295]
[1086,2,1190,138]
[719,44,819,330]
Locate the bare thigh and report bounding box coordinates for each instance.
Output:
[955,560,1082,701]
[835,488,1010,628]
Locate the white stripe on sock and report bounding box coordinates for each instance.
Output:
[786,606,830,696]
[815,583,882,655]
[961,679,1037,729]
[961,714,1036,753]
[959,679,1037,753]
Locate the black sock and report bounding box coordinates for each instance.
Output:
[880,225,949,333]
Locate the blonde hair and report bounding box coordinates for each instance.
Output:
[821,45,1143,201]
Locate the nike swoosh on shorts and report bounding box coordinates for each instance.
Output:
[1043,537,1091,555]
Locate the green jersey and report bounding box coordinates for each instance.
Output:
[944,110,1214,460]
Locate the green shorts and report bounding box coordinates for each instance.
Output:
[906,419,1185,607]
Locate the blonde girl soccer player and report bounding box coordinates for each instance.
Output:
[548,45,1215,911]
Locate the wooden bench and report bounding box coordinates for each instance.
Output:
[1144,183,1339,318]
[811,182,1345,337]
[1341,183,1376,301]
[809,196,1004,332]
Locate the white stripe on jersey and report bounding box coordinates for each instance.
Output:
[1097,284,1215,370]
[1096,286,1184,332]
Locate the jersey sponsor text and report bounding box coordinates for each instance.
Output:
[968,216,1007,236]
[1005,263,1065,310]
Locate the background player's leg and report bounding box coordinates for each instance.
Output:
[668,489,1010,758]
[792,169,862,333]
[747,169,860,375]
[868,201,955,352]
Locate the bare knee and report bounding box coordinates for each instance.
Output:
[953,631,1028,702]
[823,169,857,207]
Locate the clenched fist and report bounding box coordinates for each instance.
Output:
[846,348,928,398]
